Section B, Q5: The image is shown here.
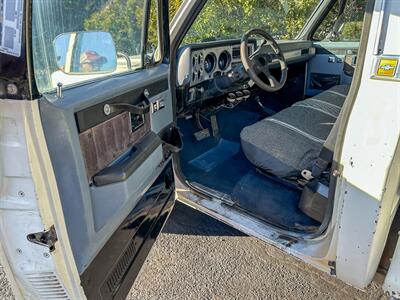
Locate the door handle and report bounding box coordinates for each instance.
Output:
[93,132,161,186]
[328,56,336,63]
[103,101,150,116]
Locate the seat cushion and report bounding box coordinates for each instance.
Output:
[240,85,349,178]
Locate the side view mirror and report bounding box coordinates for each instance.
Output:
[53,31,117,75]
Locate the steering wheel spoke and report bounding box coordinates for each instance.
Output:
[250,38,268,58]
[265,71,280,88]
[249,56,259,69]
[255,66,277,88]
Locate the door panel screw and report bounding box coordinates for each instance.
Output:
[7,83,18,95]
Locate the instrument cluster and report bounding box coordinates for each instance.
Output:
[190,45,240,86]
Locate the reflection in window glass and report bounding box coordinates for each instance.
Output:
[32,0,150,93]
[54,32,117,74]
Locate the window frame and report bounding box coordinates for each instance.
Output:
[143,0,170,67]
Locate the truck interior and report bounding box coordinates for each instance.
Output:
[0,0,375,299]
[174,0,368,233]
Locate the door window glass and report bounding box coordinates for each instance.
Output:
[313,0,367,41]
[32,0,159,93]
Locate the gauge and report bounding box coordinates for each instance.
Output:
[204,53,216,74]
[218,51,231,71]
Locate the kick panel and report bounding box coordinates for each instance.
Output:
[309,73,341,90]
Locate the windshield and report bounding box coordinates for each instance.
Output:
[182,0,321,44]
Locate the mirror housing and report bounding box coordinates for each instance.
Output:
[53,31,117,75]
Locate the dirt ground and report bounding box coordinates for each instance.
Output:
[0,202,388,300]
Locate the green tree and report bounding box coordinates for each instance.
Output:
[84,0,144,55]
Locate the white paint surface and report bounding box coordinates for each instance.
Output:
[335,0,400,288]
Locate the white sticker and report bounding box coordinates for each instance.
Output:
[0,0,24,57]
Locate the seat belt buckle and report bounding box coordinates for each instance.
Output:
[301,169,314,181]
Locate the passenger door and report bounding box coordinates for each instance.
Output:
[0,1,179,299]
[305,0,366,96]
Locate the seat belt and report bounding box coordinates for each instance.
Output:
[311,109,343,178]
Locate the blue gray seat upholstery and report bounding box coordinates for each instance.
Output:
[240,85,350,178]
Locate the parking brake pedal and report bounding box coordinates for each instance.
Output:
[193,109,211,141]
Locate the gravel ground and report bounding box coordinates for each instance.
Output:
[0,202,387,300]
[0,264,13,300]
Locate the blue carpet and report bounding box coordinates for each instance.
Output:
[178,101,320,230]
[232,170,319,227]
[189,139,240,172]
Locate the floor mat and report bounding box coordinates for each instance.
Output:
[212,109,262,142]
[232,170,319,228]
[189,139,240,172]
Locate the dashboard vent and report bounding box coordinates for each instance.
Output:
[232,47,240,59]
[232,46,252,59]
[25,272,69,299]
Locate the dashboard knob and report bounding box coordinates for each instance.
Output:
[243,89,251,99]
[243,89,251,96]
[235,91,244,97]
[228,93,236,99]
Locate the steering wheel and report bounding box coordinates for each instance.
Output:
[241,29,288,92]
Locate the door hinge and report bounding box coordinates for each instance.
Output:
[27,225,58,252]
[328,260,336,276]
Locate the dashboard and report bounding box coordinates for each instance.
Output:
[176,39,316,108]
[180,42,255,87]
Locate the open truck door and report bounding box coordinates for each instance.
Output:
[0,0,181,299]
